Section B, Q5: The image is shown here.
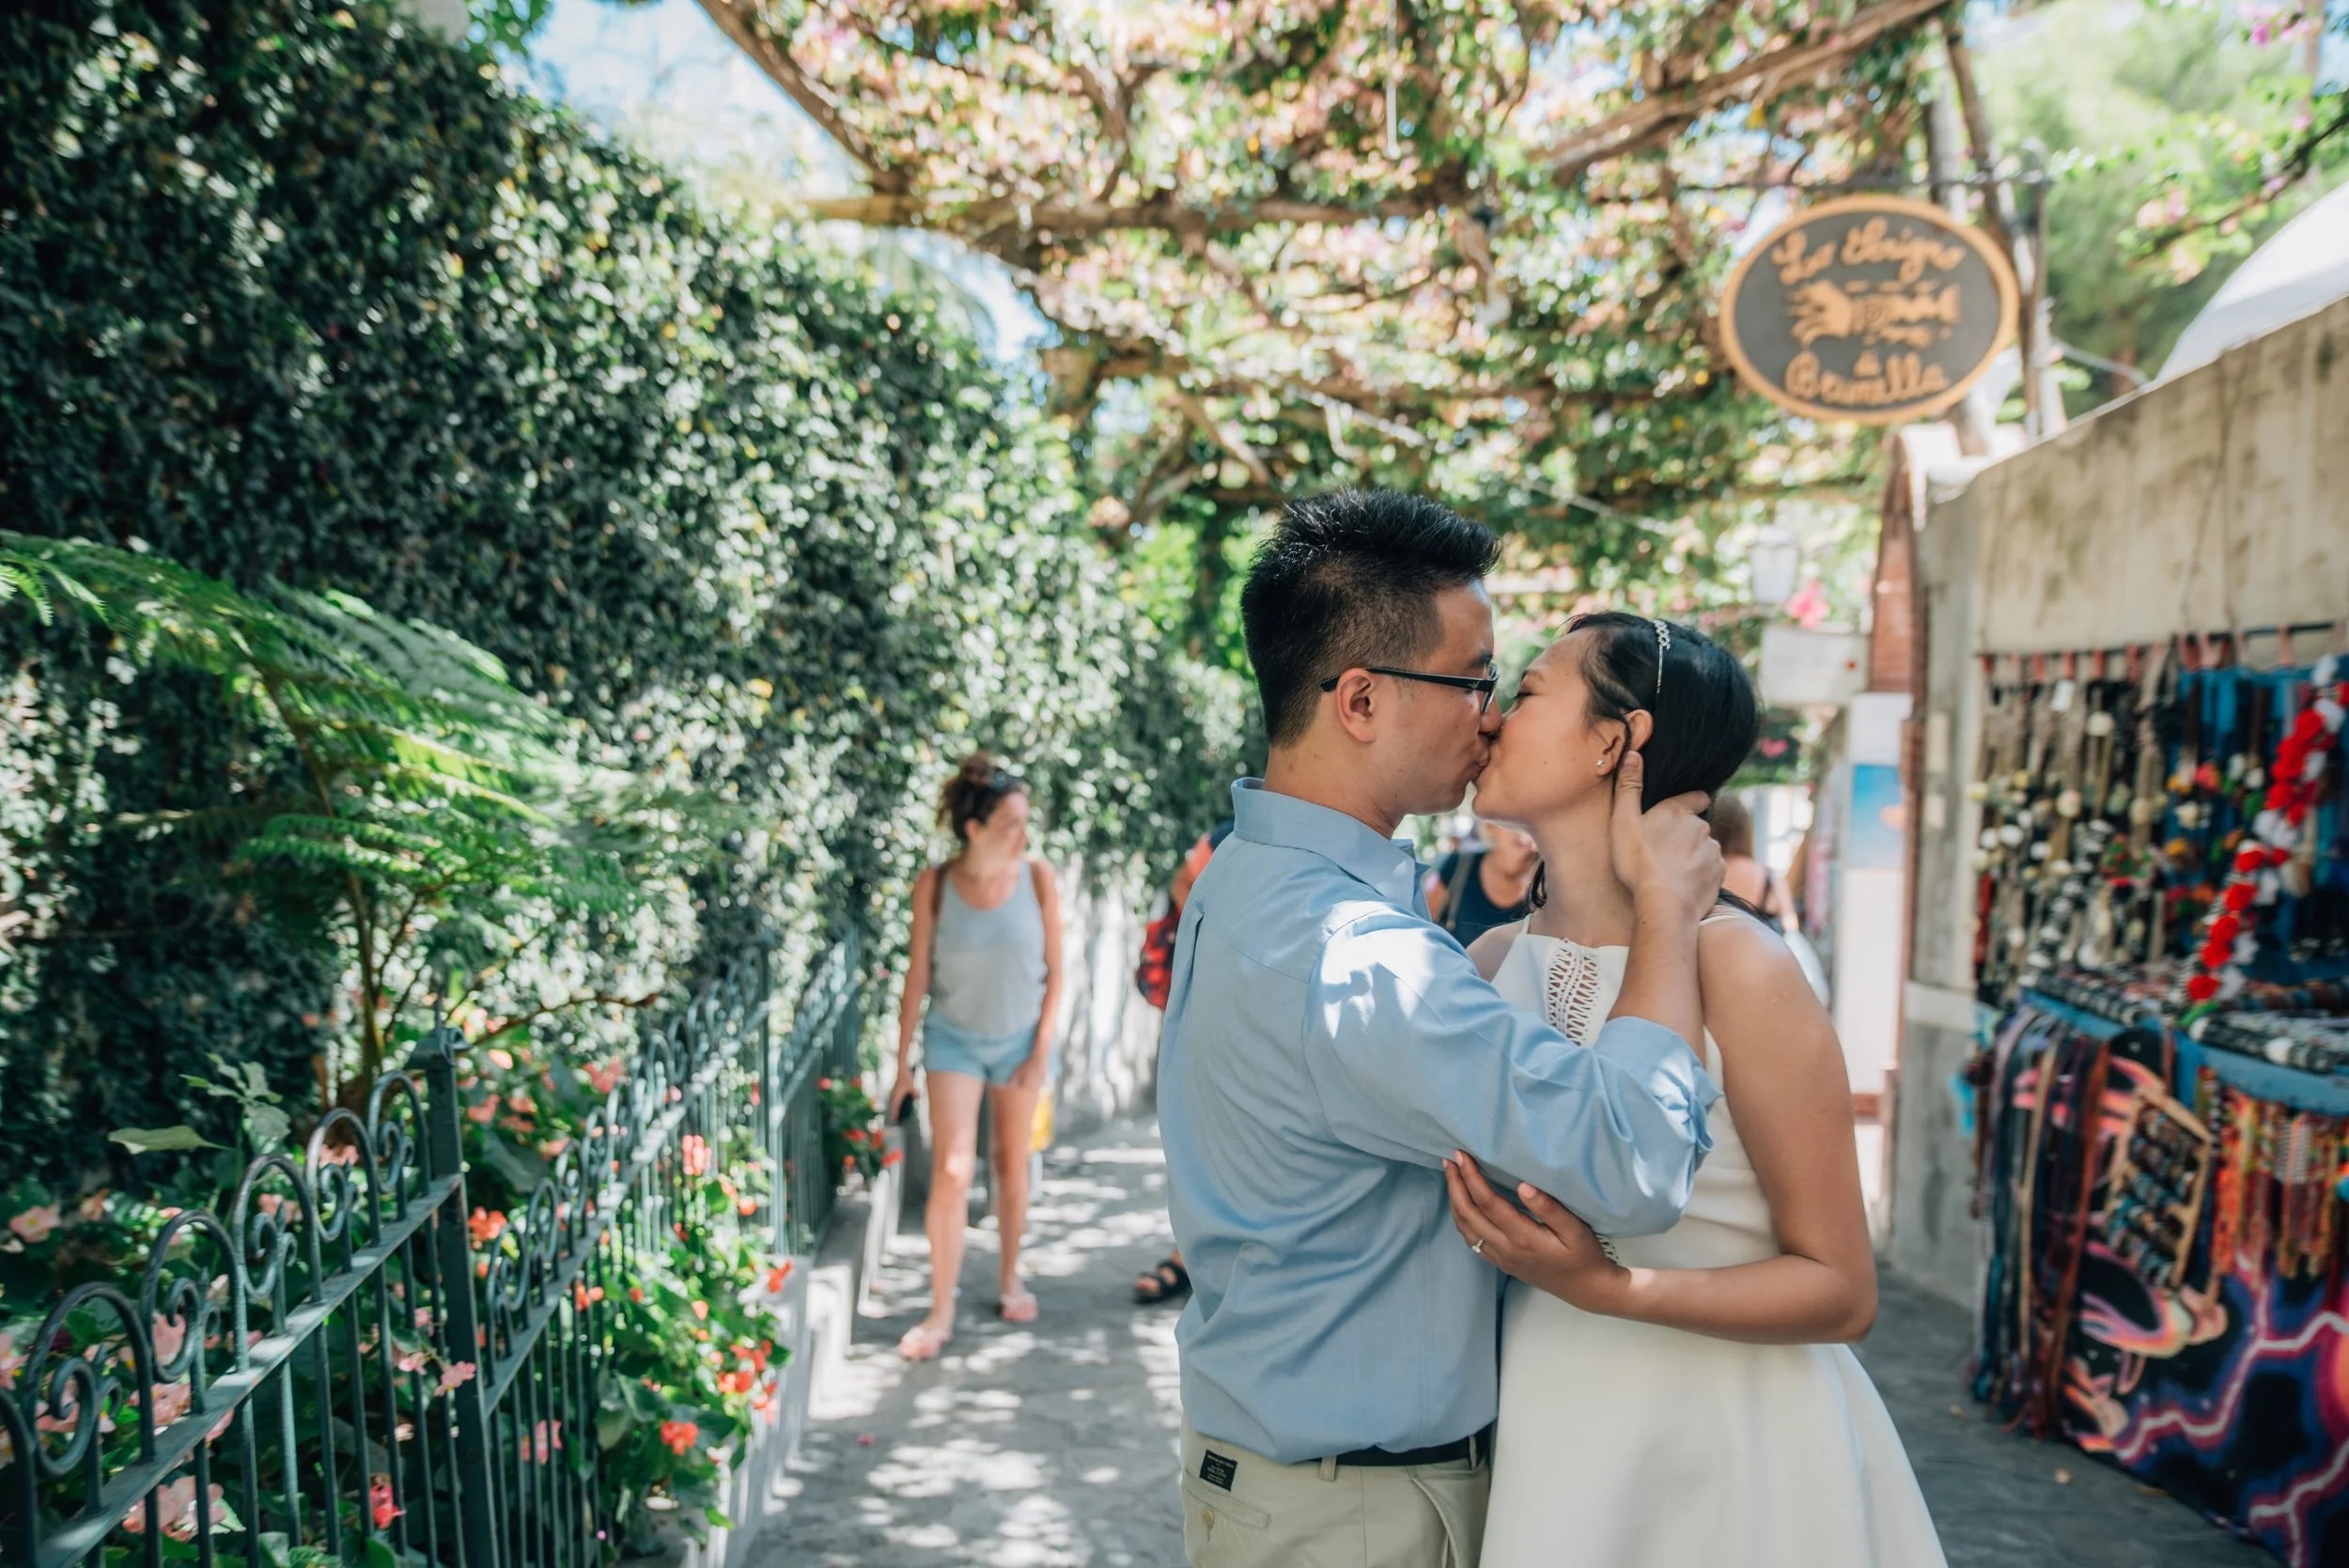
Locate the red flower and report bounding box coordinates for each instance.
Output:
[468,1208,506,1247]
[370,1475,402,1530]
[2224,882,2257,912]
[658,1419,698,1456]
[2209,914,2243,945]
[2186,973,2221,1002]
[765,1264,790,1294]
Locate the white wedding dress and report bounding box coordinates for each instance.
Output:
[1478,929,1948,1568]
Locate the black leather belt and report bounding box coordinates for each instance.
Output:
[1332,1424,1492,1468]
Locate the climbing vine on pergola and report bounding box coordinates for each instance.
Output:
[696,0,1942,591]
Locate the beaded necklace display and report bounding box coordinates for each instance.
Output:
[2178,654,2346,1016]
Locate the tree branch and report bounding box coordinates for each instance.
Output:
[797,181,1466,237]
[694,0,906,191]
[1540,0,1952,182]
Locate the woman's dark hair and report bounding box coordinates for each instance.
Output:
[1240,489,1501,746]
[937,751,1026,846]
[1706,793,1757,859]
[1530,612,1761,911]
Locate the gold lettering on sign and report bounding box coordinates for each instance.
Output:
[1769,232,1840,287]
[1837,217,1967,283]
[1784,350,1949,407]
[1788,280,1961,349]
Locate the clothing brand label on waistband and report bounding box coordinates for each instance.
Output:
[1198,1451,1238,1492]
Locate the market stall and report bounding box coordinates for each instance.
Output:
[1967,647,2349,1565]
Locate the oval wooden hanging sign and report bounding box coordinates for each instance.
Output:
[1719,196,2019,426]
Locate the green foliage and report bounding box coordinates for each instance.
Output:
[1977,0,2346,394]
[708,0,1935,591]
[0,533,721,1094]
[817,1072,885,1186]
[0,0,1242,1188]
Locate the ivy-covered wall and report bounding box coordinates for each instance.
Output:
[0,0,1243,1183]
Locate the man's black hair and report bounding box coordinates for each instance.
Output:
[1239,490,1501,747]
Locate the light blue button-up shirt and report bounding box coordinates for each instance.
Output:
[1159,780,1719,1464]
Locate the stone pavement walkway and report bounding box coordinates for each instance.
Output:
[754,1121,2278,1567]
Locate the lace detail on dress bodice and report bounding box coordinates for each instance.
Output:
[1542,941,1610,1045]
[1491,929,1776,1268]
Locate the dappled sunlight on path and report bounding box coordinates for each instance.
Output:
[757,1126,1188,1567]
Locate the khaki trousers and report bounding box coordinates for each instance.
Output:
[1178,1420,1490,1568]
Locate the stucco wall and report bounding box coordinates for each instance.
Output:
[1968,296,2349,655]
[1890,296,2349,1301]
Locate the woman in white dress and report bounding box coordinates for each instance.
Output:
[1443,613,1947,1568]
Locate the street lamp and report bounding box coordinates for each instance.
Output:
[1747,523,1802,608]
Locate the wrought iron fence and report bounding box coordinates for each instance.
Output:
[0,931,862,1568]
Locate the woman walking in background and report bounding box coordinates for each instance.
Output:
[887,753,1064,1360]
[1706,793,1798,932]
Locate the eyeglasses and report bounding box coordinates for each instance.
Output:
[1318,664,1501,715]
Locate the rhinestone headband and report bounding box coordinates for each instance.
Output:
[1654,619,1671,702]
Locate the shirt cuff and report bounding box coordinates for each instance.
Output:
[1589,1015,1721,1156]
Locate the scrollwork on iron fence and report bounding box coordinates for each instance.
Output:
[0,932,863,1568]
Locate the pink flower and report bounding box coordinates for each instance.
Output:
[148,1381,192,1429]
[413,1308,434,1330]
[151,1314,187,1366]
[395,1344,430,1374]
[585,1061,623,1094]
[529,1419,562,1464]
[0,1327,20,1389]
[437,1360,476,1395]
[680,1134,710,1178]
[122,1476,224,1541]
[486,1048,515,1071]
[370,1475,402,1529]
[9,1203,62,1245]
[77,1190,111,1221]
[468,1208,506,1247]
[466,1094,502,1126]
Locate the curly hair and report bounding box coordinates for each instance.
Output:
[937,750,1027,846]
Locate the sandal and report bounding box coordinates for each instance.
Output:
[999,1291,1039,1324]
[896,1319,953,1361]
[1133,1256,1190,1306]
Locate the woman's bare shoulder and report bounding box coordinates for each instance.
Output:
[1467,920,1528,982]
[1697,907,1797,978]
[1698,911,1830,1060]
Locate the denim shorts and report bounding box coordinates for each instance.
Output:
[924,1015,1046,1087]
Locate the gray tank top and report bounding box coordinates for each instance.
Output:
[928,862,1049,1036]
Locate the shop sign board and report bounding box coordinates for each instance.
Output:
[1720,197,2018,425]
[1759,623,1869,708]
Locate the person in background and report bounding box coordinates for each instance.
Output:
[1134,819,1234,1307]
[887,753,1064,1360]
[1708,793,1797,933]
[1425,817,1539,946]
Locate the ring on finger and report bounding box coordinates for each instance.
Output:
[1470,1237,1486,1255]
